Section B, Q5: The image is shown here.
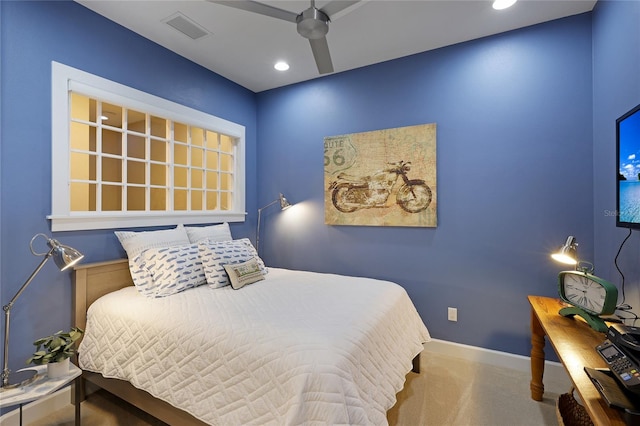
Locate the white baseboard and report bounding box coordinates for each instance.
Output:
[0,340,569,424]
[423,338,568,380]
[0,386,72,426]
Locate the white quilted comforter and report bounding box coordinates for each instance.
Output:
[79,268,430,425]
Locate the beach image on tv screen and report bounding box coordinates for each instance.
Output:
[619,108,640,224]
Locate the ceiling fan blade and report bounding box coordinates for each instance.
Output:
[208,1,298,23]
[309,37,334,74]
[320,0,362,19]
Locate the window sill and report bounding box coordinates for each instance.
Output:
[48,212,246,232]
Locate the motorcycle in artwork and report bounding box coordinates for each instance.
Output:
[329,160,432,213]
[324,123,437,227]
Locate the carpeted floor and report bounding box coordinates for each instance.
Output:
[25,351,570,426]
[386,351,569,425]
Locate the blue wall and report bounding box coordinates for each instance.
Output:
[592,1,640,322]
[1,0,638,406]
[0,0,256,392]
[256,13,595,355]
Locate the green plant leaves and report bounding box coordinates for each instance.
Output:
[26,327,84,365]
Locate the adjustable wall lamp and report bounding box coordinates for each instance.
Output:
[1,233,84,390]
[256,193,292,255]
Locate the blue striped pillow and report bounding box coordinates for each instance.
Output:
[199,238,267,289]
[129,243,206,297]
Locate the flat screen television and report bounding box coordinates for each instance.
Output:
[617,103,640,229]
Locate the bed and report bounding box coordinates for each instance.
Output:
[73,257,430,425]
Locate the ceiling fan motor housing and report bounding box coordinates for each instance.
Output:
[296,8,329,39]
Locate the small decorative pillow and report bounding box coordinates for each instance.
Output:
[115,224,190,259]
[199,238,267,288]
[224,258,265,290]
[185,222,232,243]
[129,243,206,297]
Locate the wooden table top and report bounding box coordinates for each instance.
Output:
[528,295,626,426]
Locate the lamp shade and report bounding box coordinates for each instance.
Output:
[48,239,84,271]
[279,193,292,210]
[551,236,578,265]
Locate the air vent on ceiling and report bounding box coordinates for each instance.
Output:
[164,13,208,40]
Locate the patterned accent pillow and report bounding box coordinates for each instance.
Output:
[115,224,190,259]
[129,243,206,298]
[185,222,233,243]
[199,238,267,289]
[224,258,265,290]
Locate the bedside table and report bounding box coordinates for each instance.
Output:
[0,363,82,425]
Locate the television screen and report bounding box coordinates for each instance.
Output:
[617,103,640,229]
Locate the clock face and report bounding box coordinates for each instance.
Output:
[558,271,618,316]
[562,273,606,313]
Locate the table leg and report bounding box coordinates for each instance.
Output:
[530,307,545,401]
[74,376,81,425]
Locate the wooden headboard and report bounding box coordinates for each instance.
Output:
[73,258,132,332]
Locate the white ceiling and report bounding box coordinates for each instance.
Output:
[76,0,597,93]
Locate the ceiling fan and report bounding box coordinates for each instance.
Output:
[208,0,362,74]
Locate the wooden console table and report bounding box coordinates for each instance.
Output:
[529,295,625,425]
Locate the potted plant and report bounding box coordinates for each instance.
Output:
[26,327,84,378]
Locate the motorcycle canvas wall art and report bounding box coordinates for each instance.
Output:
[324,123,437,227]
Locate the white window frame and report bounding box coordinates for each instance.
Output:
[49,62,246,231]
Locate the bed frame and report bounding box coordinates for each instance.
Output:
[72,258,208,425]
[72,258,420,425]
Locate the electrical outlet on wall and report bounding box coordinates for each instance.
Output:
[448,307,458,322]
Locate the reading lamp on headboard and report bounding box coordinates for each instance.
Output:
[1,233,84,390]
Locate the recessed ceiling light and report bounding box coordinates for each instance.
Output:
[274,61,290,71]
[493,0,517,10]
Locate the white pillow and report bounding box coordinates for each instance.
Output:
[199,238,267,289]
[115,224,190,259]
[185,222,232,243]
[129,243,206,298]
